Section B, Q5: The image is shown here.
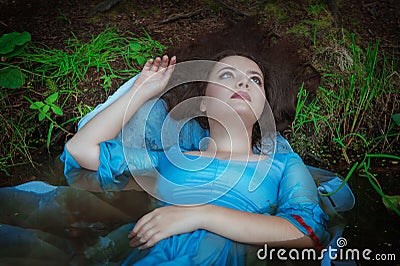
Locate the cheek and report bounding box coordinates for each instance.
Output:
[204,84,233,116]
[205,83,231,99]
[252,87,267,118]
[254,99,266,119]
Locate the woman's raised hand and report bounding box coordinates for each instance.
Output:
[133,55,177,99]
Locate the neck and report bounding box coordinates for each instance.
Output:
[206,118,254,155]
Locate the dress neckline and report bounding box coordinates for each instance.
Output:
[182,151,269,163]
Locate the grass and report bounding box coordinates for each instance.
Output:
[21,28,165,88]
[287,0,334,47]
[290,30,400,214]
[292,35,399,158]
[0,27,166,175]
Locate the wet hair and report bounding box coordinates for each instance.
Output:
[262,39,321,132]
[161,17,320,148]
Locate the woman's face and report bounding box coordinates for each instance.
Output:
[204,55,266,126]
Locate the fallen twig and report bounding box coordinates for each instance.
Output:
[161,8,203,24]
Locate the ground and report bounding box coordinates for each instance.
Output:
[1,0,399,262]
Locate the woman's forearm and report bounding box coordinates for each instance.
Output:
[198,205,314,248]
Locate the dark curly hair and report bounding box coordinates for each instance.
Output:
[161,17,320,148]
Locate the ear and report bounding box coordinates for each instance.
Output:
[200,99,207,113]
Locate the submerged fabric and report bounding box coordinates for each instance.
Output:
[0,181,150,265]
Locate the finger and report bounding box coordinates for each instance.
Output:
[160,55,169,69]
[142,59,153,71]
[170,55,177,66]
[130,227,158,248]
[166,56,177,72]
[128,228,136,239]
[151,57,161,71]
[135,217,159,241]
[135,231,160,250]
[128,213,153,238]
[138,236,157,250]
[129,235,143,247]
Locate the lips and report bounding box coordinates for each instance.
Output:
[230,91,251,101]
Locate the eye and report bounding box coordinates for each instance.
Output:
[251,76,262,85]
[220,72,234,79]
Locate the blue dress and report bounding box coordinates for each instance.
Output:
[60,139,330,265]
[118,145,330,265]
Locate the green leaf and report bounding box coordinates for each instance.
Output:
[3,45,26,58]
[0,67,25,89]
[45,92,59,104]
[392,113,400,126]
[30,101,45,110]
[42,105,50,114]
[47,122,55,149]
[38,112,46,121]
[0,32,31,55]
[383,195,400,212]
[51,105,63,116]
[135,55,147,65]
[130,42,142,52]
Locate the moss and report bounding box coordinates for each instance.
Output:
[263,3,288,22]
[287,23,311,38]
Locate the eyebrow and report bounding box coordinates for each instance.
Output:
[248,70,263,78]
[217,67,263,78]
[217,66,236,74]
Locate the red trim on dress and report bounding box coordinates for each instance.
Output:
[291,214,323,250]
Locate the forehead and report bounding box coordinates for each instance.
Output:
[217,55,262,74]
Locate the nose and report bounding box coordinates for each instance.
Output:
[237,79,249,89]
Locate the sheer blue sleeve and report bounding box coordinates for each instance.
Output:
[60,140,160,191]
[275,152,330,248]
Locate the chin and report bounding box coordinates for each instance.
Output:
[230,104,260,121]
[232,109,258,125]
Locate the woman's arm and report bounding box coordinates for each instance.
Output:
[198,205,313,247]
[128,204,313,249]
[66,55,176,171]
[128,154,328,250]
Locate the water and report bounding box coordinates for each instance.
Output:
[1,156,399,265]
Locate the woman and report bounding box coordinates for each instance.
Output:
[63,47,330,264]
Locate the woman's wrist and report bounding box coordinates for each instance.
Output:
[130,82,156,101]
[195,204,212,230]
